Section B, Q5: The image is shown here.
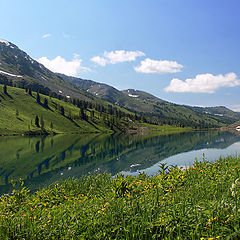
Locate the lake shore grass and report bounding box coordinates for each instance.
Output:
[1,155,240,239]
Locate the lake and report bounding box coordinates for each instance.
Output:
[0,130,240,194]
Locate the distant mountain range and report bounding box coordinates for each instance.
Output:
[0,38,239,128]
[59,73,240,127]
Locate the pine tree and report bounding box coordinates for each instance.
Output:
[44,98,48,108]
[60,106,65,116]
[3,85,7,94]
[35,116,40,127]
[90,110,94,120]
[40,116,44,129]
[79,108,85,120]
[36,92,40,104]
[50,121,53,131]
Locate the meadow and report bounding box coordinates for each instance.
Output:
[1,155,240,239]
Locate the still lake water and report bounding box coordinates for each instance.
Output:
[0,130,240,194]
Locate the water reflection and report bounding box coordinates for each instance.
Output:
[0,130,240,194]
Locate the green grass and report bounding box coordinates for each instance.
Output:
[0,86,102,134]
[0,84,191,136]
[1,155,240,239]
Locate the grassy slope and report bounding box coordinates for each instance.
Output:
[0,84,190,135]
[0,86,99,134]
[1,155,240,239]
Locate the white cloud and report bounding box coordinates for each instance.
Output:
[90,56,107,66]
[231,105,240,112]
[42,33,51,39]
[164,72,240,93]
[134,58,183,74]
[91,50,145,66]
[38,54,91,77]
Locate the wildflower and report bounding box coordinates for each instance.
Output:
[154,186,157,188]
[200,170,203,173]
[216,237,221,239]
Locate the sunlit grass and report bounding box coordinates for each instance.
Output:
[1,155,240,239]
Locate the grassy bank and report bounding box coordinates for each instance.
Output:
[1,155,240,239]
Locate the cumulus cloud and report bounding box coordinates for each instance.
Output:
[38,54,91,77]
[91,50,145,66]
[164,72,240,93]
[134,58,183,74]
[42,33,51,39]
[90,56,107,66]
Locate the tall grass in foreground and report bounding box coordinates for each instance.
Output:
[1,155,240,239]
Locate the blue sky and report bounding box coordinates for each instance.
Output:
[1,0,240,110]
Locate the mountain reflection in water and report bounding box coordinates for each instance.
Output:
[0,131,240,194]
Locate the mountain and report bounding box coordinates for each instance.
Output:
[0,39,98,102]
[59,74,240,127]
[1,84,171,135]
[191,106,240,122]
[0,38,239,128]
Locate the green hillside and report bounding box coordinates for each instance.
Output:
[60,74,240,128]
[0,86,98,134]
[0,39,239,130]
[0,84,188,135]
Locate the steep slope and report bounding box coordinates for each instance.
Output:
[0,85,99,134]
[0,39,96,102]
[1,84,185,135]
[0,84,145,135]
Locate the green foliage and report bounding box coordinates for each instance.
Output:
[1,155,240,239]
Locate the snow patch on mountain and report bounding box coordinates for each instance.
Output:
[0,70,23,78]
[128,94,139,98]
[0,39,10,46]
